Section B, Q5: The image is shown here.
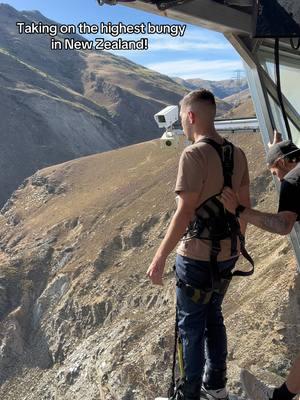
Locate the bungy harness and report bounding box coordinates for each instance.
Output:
[168,138,255,399]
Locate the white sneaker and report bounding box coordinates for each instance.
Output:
[240,369,275,400]
[201,385,229,400]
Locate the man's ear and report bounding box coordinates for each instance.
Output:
[278,158,287,169]
[187,111,195,124]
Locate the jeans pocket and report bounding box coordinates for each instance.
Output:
[175,254,212,289]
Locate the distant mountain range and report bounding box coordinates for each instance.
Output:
[173,77,254,119]
[222,88,255,119]
[172,76,248,99]
[0,3,254,206]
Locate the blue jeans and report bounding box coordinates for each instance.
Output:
[175,254,238,388]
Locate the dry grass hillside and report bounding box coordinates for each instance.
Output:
[0,3,245,208]
[223,89,255,119]
[0,3,187,206]
[175,77,248,100]
[0,134,299,400]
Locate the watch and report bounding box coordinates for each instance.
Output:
[235,205,246,218]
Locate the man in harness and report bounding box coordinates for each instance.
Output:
[147,89,252,400]
[221,138,300,400]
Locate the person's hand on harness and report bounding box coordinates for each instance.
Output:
[147,255,166,285]
[221,187,239,214]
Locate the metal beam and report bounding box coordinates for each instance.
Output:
[226,34,274,146]
[124,0,251,34]
[259,40,300,64]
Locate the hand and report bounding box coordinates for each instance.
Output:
[147,255,166,285]
[268,129,283,148]
[221,187,239,214]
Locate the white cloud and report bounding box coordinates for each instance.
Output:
[87,26,232,53]
[149,39,230,51]
[106,38,230,55]
[145,59,244,80]
[86,25,242,80]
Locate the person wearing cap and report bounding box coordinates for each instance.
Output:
[221,138,300,400]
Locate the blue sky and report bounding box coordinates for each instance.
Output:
[4,0,245,81]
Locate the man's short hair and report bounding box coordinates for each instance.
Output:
[266,140,300,167]
[180,89,216,108]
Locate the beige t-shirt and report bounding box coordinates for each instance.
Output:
[175,138,249,262]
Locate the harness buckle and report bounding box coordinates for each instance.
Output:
[176,277,213,305]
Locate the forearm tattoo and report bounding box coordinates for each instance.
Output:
[243,208,290,235]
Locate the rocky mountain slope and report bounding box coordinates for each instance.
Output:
[0,3,187,206]
[222,89,255,118]
[0,3,254,208]
[0,133,298,400]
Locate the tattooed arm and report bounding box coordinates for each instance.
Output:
[239,208,297,235]
[221,187,297,235]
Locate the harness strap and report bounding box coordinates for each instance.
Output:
[176,277,213,304]
[230,231,238,257]
[227,213,239,256]
[184,138,254,280]
[174,266,232,304]
[222,144,234,187]
[199,138,234,188]
[232,234,255,277]
[194,138,236,289]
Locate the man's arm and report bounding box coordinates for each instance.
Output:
[221,187,297,235]
[239,208,297,235]
[236,184,251,236]
[147,191,199,285]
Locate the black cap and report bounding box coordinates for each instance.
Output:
[266,140,300,166]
